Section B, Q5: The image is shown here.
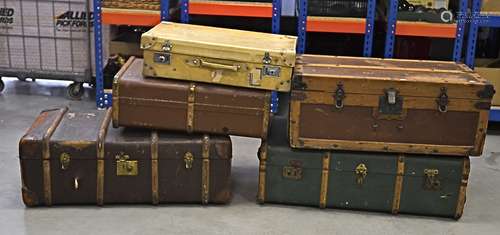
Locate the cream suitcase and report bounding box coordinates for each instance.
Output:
[140,22,297,92]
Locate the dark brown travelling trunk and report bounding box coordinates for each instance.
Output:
[19,108,232,206]
[113,57,271,139]
[290,55,494,156]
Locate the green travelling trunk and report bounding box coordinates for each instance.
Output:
[258,95,470,219]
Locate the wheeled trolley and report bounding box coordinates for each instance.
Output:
[0,0,108,99]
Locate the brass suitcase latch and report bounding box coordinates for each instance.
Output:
[249,69,262,86]
[283,160,303,180]
[60,153,71,170]
[184,152,194,169]
[262,52,272,64]
[116,153,138,176]
[162,41,173,52]
[355,163,368,185]
[424,169,441,191]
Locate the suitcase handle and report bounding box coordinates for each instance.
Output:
[189,58,240,72]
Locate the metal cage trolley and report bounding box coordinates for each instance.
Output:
[0,0,108,98]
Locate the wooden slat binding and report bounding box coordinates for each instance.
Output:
[96,109,112,206]
[42,107,68,206]
[201,135,210,204]
[257,142,268,203]
[151,131,159,205]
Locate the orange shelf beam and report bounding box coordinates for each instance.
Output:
[395,21,457,38]
[102,8,160,26]
[307,17,366,34]
[189,1,272,18]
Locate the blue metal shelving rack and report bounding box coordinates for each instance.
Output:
[94,0,282,110]
[297,0,377,56]
[384,0,468,61]
[93,0,109,109]
[93,0,171,108]
[466,0,500,122]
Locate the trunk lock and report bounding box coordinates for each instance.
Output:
[115,153,138,176]
[379,88,403,115]
[283,160,303,180]
[437,87,449,113]
[184,152,194,169]
[355,163,368,185]
[154,53,171,64]
[334,83,345,109]
[424,169,441,191]
[283,166,303,180]
[59,153,71,170]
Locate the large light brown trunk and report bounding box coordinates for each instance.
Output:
[290,55,494,156]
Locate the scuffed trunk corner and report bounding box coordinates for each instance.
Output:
[214,137,232,160]
[213,188,233,204]
[21,186,39,207]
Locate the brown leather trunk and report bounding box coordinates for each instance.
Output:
[113,57,271,139]
[290,55,495,156]
[19,108,232,206]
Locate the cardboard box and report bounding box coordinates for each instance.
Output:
[109,32,142,57]
[407,0,449,9]
[482,0,500,15]
[476,59,500,106]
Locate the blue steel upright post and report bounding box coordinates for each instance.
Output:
[452,0,468,62]
[297,0,308,54]
[160,0,170,21]
[363,0,376,57]
[93,0,110,108]
[180,0,189,23]
[271,0,282,113]
[272,0,281,34]
[464,0,500,122]
[465,0,483,68]
[384,0,398,58]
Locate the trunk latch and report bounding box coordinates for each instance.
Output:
[59,153,71,170]
[184,152,194,169]
[355,163,368,185]
[115,153,138,176]
[262,52,272,64]
[436,87,449,113]
[379,88,403,115]
[283,160,303,180]
[424,169,441,191]
[334,83,345,109]
[162,40,173,52]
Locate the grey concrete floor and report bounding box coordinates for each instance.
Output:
[0,77,499,235]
